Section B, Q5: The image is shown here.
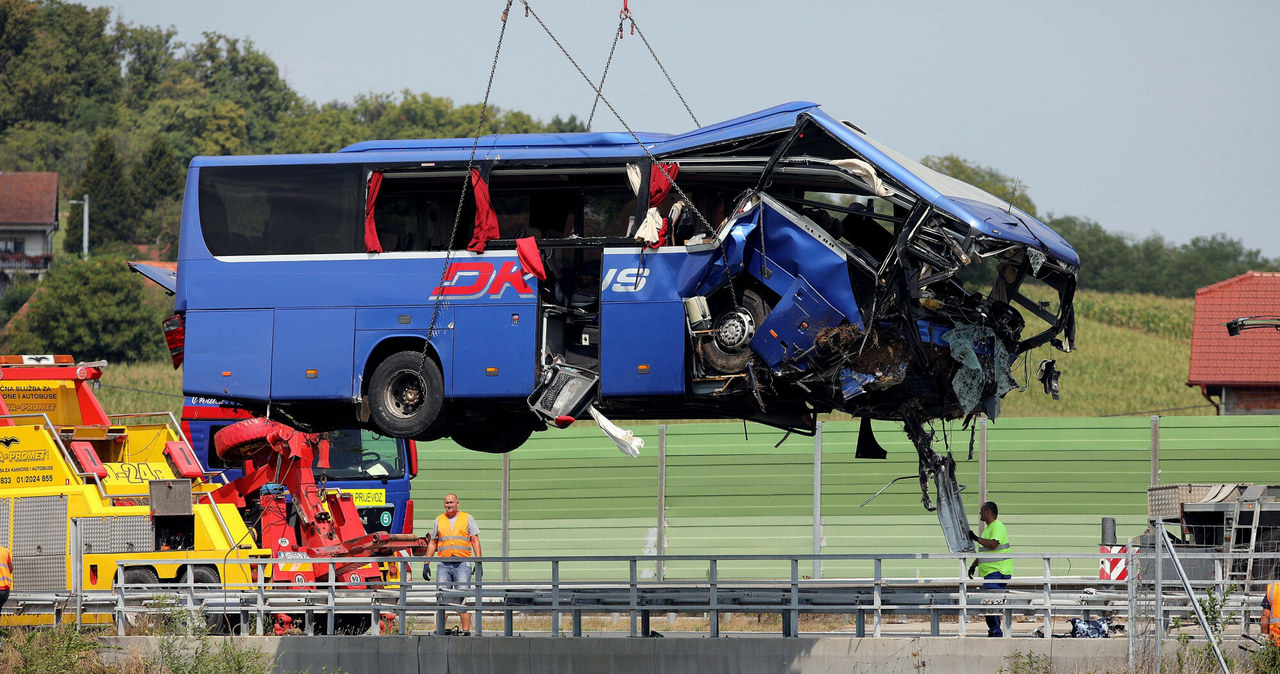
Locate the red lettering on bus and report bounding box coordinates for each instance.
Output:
[432,262,493,296]
[489,261,534,296]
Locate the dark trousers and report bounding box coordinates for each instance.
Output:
[983,572,1010,636]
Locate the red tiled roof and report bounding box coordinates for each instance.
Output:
[1188,272,1280,386]
[0,172,58,226]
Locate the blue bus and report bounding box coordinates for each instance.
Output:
[181,397,419,535]
[137,101,1078,478]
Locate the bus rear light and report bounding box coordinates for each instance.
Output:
[485,367,499,377]
[222,371,232,377]
[305,369,318,379]
[162,315,185,369]
[637,364,650,374]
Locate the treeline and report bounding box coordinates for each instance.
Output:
[0,0,584,259]
[921,156,1279,297]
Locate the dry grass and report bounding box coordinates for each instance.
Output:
[93,360,183,420]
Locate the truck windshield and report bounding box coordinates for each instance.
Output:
[315,429,405,481]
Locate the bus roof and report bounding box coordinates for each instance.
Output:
[185,101,1076,266]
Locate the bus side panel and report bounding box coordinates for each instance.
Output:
[184,309,274,399]
[599,249,688,396]
[450,304,536,397]
[600,301,686,395]
[271,308,356,400]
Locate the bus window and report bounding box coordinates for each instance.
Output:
[373,172,472,251]
[198,165,363,256]
[583,187,636,239]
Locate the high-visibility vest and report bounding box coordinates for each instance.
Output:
[0,546,11,590]
[1268,582,1280,645]
[976,519,1013,577]
[435,512,475,558]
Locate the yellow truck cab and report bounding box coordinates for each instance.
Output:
[0,355,266,613]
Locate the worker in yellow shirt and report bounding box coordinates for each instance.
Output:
[425,493,481,635]
[968,501,1012,637]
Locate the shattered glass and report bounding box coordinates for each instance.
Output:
[945,325,1016,418]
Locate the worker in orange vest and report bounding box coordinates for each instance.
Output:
[425,493,481,635]
[0,543,10,649]
[1264,581,1280,647]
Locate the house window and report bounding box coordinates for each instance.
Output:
[0,239,24,254]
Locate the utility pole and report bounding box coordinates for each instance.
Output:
[68,194,89,260]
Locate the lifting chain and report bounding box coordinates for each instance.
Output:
[518,1,739,312]
[420,0,515,381]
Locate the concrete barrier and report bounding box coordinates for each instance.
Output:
[99,635,1154,673]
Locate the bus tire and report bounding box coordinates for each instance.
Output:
[703,288,769,374]
[450,416,534,454]
[368,351,444,438]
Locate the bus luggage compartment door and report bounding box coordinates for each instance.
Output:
[271,308,356,399]
[184,309,274,399]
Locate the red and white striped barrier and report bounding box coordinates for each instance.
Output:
[1100,545,1128,580]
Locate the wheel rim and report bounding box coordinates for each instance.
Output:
[714,308,756,351]
[384,369,425,419]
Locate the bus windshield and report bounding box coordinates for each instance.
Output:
[316,429,405,481]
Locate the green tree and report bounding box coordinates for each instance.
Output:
[921,154,1037,217]
[118,22,179,111]
[180,32,300,152]
[65,132,140,256]
[0,0,121,132]
[3,257,166,363]
[133,134,182,212]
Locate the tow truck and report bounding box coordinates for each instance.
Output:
[0,355,266,624]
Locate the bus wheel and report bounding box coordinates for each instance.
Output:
[450,417,534,454]
[369,351,444,438]
[703,288,769,374]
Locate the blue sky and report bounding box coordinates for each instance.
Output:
[108,1,1280,256]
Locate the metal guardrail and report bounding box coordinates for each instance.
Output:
[35,549,1260,650]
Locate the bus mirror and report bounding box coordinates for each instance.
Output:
[408,440,418,478]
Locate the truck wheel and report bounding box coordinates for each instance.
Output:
[450,416,534,454]
[181,565,220,586]
[703,288,769,374]
[121,567,160,588]
[369,351,444,438]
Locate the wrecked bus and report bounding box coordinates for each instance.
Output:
[138,102,1078,550]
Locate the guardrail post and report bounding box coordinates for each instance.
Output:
[657,425,667,582]
[474,561,483,636]
[787,558,799,638]
[115,564,125,637]
[502,453,510,583]
[813,422,823,580]
[709,559,719,638]
[1127,545,1136,667]
[328,562,337,635]
[551,560,560,637]
[958,558,967,638]
[398,559,408,635]
[1042,557,1052,640]
[873,558,882,638]
[629,559,638,637]
[1154,522,1164,654]
[256,561,265,636]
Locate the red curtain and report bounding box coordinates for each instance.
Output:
[467,168,500,253]
[648,162,679,207]
[364,171,384,253]
[516,236,546,280]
